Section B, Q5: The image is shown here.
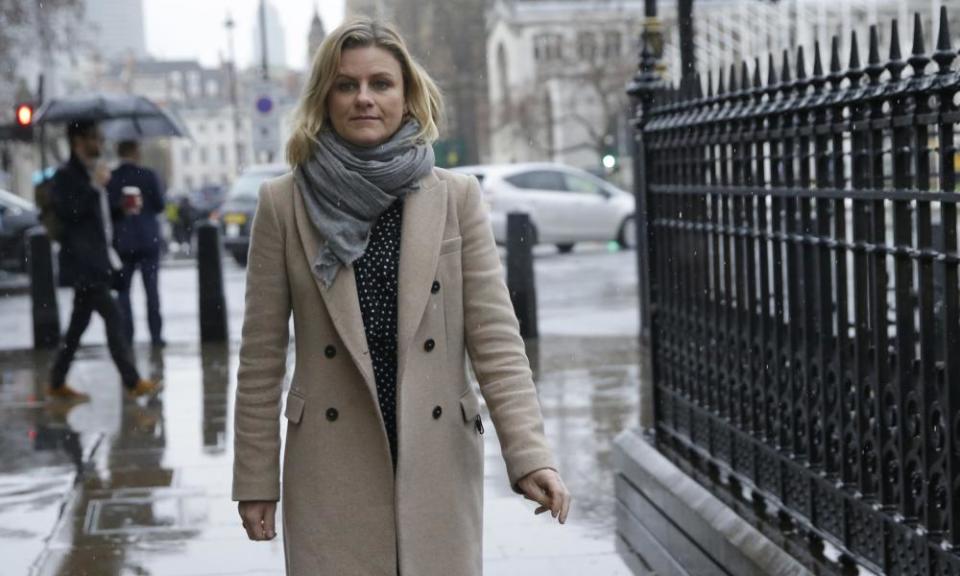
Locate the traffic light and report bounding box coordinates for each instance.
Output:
[12,102,35,141]
[16,103,33,126]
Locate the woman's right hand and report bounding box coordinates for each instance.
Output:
[238,500,278,541]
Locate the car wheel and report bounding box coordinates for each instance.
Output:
[231,249,248,267]
[556,243,575,254]
[618,216,637,250]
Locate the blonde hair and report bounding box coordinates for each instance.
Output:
[286,18,444,167]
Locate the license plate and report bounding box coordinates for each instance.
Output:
[223,213,247,225]
[226,224,240,238]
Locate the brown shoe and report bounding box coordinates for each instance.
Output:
[126,379,163,400]
[47,385,91,404]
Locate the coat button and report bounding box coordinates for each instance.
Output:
[424,339,435,352]
[325,345,337,358]
[431,281,441,294]
[432,406,442,419]
[326,407,339,422]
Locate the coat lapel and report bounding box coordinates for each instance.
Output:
[291,182,378,407]
[397,171,447,382]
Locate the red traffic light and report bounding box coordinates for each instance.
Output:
[15,104,33,127]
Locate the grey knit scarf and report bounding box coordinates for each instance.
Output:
[294,120,435,287]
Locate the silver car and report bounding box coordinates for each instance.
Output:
[452,163,636,253]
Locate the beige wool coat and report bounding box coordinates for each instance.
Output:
[231,168,557,575]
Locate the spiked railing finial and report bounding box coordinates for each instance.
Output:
[729,63,738,93]
[890,19,903,61]
[865,25,884,84]
[796,45,807,81]
[868,25,881,65]
[753,57,762,89]
[908,11,931,73]
[933,6,955,72]
[767,53,778,87]
[717,67,726,96]
[849,31,861,70]
[888,19,906,79]
[707,69,715,98]
[780,48,792,86]
[813,41,824,78]
[830,36,842,73]
[936,6,952,51]
[911,12,926,56]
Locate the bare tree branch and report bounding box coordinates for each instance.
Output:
[494,44,635,163]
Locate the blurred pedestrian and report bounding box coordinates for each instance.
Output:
[107,140,166,347]
[47,120,162,403]
[232,18,570,575]
[174,194,195,253]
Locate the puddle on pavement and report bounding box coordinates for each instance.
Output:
[0,334,648,574]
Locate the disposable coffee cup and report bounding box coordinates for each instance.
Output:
[122,186,142,212]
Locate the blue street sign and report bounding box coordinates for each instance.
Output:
[256,96,273,114]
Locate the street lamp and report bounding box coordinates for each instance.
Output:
[224,12,243,173]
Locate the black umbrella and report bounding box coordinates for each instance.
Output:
[33,94,190,140]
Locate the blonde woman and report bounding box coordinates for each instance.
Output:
[232,18,571,575]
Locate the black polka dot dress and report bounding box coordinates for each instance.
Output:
[354,199,403,469]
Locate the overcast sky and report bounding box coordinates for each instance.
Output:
[143,0,344,71]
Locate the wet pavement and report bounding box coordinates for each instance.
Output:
[0,244,647,575]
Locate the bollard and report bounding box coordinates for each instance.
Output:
[197,222,229,342]
[506,212,538,339]
[28,227,61,349]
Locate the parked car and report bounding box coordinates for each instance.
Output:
[218,164,288,265]
[0,188,40,272]
[191,184,227,221]
[451,163,635,253]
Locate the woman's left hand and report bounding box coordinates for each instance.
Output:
[516,468,572,524]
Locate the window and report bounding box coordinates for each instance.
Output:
[218,144,227,163]
[533,33,563,61]
[506,170,566,191]
[199,147,208,164]
[603,31,622,58]
[184,175,194,190]
[181,147,191,165]
[563,173,604,195]
[577,31,598,61]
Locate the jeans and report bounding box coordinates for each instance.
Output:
[117,249,163,345]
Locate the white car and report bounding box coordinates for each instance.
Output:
[451,163,636,253]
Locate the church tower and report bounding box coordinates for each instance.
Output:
[307,3,326,65]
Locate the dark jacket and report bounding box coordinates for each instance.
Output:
[53,155,120,288]
[107,162,166,256]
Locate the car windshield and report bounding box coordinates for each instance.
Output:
[230,170,285,200]
[0,189,35,211]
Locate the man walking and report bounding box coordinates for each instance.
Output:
[48,121,161,402]
[108,140,166,347]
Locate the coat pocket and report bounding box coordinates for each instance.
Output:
[459,389,484,434]
[284,391,306,424]
[439,236,462,255]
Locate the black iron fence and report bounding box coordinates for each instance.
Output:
[631,8,960,575]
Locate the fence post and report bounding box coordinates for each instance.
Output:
[27,227,60,349]
[627,28,664,429]
[506,212,538,339]
[197,222,228,343]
